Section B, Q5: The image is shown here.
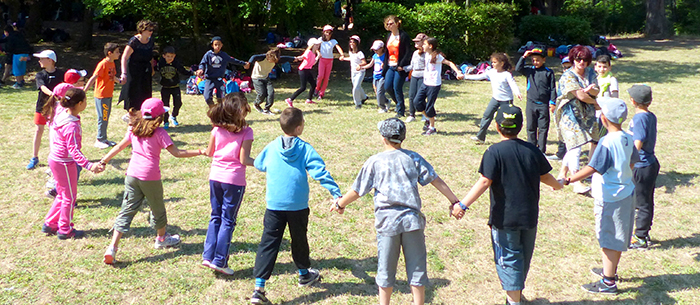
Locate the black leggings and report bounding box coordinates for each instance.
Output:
[290,69,315,101]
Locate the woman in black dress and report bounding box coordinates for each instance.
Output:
[119,20,157,112]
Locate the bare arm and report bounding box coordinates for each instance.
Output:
[330,190,361,214]
[430,176,460,203]
[460,175,492,208]
[568,165,597,183]
[574,89,598,104]
[204,132,216,157]
[120,45,134,83]
[166,144,204,158]
[239,139,255,166]
[634,140,643,151]
[443,59,464,79]
[40,85,53,96]
[335,44,345,59]
[541,173,563,190]
[359,58,374,70]
[84,73,98,92]
[101,135,131,164]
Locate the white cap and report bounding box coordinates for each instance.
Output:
[307,38,321,47]
[371,40,384,51]
[33,50,57,62]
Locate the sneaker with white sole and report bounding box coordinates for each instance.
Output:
[209,263,234,275]
[305,99,317,104]
[104,246,117,264]
[590,267,619,281]
[105,140,117,147]
[285,98,293,107]
[154,233,181,249]
[298,268,321,286]
[573,183,591,194]
[405,115,416,122]
[250,290,270,304]
[27,157,39,170]
[94,140,110,149]
[422,127,437,136]
[582,279,618,294]
[470,136,485,144]
[170,116,180,126]
[546,154,562,161]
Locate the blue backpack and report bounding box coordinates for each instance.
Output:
[225,79,239,94]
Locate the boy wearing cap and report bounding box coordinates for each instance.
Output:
[85,42,121,149]
[332,118,460,305]
[27,50,64,170]
[249,107,341,305]
[627,85,658,250]
[516,48,557,154]
[565,98,639,294]
[452,104,562,305]
[196,37,250,106]
[359,40,389,113]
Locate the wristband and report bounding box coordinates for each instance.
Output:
[335,202,344,210]
[99,160,107,166]
[458,202,469,211]
[564,178,571,186]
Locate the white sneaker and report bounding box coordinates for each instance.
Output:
[405,116,416,122]
[377,108,388,113]
[104,246,117,264]
[573,183,591,194]
[154,233,181,249]
[121,114,130,123]
[470,136,485,144]
[94,140,110,149]
[210,264,235,275]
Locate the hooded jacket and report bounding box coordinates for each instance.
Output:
[48,109,93,169]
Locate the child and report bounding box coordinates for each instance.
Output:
[595,55,618,98]
[4,25,32,89]
[27,50,64,170]
[404,33,427,122]
[40,88,104,239]
[564,98,639,294]
[464,52,522,143]
[339,35,368,109]
[627,85,658,249]
[314,24,344,102]
[249,107,341,304]
[358,40,389,113]
[248,48,297,114]
[196,37,250,106]
[515,48,556,154]
[156,46,192,128]
[284,38,321,107]
[85,43,121,148]
[100,98,205,264]
[413,37,463,136]
[331,118,461,305]
[202,93,255,275]
[451,104,562,305]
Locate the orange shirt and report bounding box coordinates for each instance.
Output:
[94,58,116,98]
[387,35,400,66]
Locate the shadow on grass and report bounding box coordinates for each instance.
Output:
[438,112,479,123]
[614,60,700,84]
[653,233,700,250]
[657,170,697,194]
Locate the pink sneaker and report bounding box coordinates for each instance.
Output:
[305,99,317,104]
[285,98,293,108]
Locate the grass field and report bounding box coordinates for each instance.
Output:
[1,37,699,305]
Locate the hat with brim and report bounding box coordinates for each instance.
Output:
[371,40,384,51]
[378,118,406,143]
[495,104,523,130]
[33,50,57,62]
[141,98,169,119]
[627,84,652,105]
[598,97,628,124]
[323,25,334,32]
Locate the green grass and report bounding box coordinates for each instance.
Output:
[1,37,700,304]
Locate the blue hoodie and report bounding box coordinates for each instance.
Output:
[254,136,341,211]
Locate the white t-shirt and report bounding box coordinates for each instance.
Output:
[464,69,521,101]
[318,38,338,59]
[423,54,444,87]
[348,51,365,73]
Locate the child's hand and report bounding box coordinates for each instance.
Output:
[517,93,523,101]
[549,104,556,113]
[356,66,362,71]
[555,179,566,190]
[456,73,464,80]
[523,50,531,57]
[196,69,204,77]
[329,198,345,214]
[244,62,250,69]
[451,204,465,219]
[90,162,103,173]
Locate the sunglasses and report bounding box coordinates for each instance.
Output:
[574,57,586,62]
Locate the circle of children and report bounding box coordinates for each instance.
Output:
[28,15,658,305]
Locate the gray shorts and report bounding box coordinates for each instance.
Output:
[376,229,429,288]
[595,194,635,252]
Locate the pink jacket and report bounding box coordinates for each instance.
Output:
[48,111,92,169]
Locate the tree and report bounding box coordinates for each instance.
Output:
[645,0,670,37]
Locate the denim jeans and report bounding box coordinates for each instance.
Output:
[384,67,407,115]
[491,227,537,291]
[203,181,245,268]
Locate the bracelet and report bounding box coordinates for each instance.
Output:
[335,202,344,210]
[99,160,107,166]
[458,201,469,211]
[564,178,571,186]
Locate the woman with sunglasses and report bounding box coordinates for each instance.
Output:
[382,15,413,118]
[553,45,600,194]
[119,20,157,115]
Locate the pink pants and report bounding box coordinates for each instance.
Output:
[315,58,334,98]
[44,160,77,235]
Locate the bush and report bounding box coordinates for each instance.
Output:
[674,0,700,35]
[465,3,517,61]
[353,2,414,51]
[412,2,470,62]
[561,0,645,35]
[518,15,592,45]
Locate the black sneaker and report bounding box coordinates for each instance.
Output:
[41,224,57,235]
[582,279,618,294]
[254,104,264,113]
[629,235,649,250]
[590,267,619,281]
[250,290,270,304]
[355,105,362,109]
[298,268,321,287]
[395,113,404,118]
[57,229,85,240]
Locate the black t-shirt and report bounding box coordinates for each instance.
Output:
[35,69,65,113]
[479,138,552,230]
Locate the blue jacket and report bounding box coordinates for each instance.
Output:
[254,136,341,211]
[198,50,246,79]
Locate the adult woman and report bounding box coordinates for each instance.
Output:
[314,24,344,103]
[554,45,599,194]
[119,20,156,113]
[382,15,412,118]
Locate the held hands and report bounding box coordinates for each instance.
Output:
[517,93,523,101]
[195,69,204,78]
[119,74,127,85]
[244,62,250,70]
[90,162,105,173]
[451,203,465,220]
[329,197,345,215]
[549,104,556,113]
[456,72,464,80]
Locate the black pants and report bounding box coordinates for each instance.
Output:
[633,161,661,239]
[161,87,182,119]
[526,101,550,153]
[556,141,567,159]
[252,78,274,110]
[253,208,311,280]
[290,69,315,101]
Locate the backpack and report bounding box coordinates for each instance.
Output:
[280,62,292,73]
[475,62,490,74]
[185,76,200,95]
[225,79,240,94]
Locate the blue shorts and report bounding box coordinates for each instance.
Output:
[12,54,28,76]
[491,227,537,291]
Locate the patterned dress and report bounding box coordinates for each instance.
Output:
[555,67,599,150]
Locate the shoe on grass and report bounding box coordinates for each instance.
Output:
[57,229,85,240]
[582,279,618,294]
[104,246,117,265]
[94,140,110,149]
[298,268,321,287]
[41,224,57,235]
[590,267,620,281]
[629,235,649,250]
[546,154,561,161]
[285,98,293,107]
[250,289,270,304]
[163,122,169,129]
[305,99,317,104]
[45,188,57,199]
[423,120,430,131]
[210,263,234,275]
[27,157,39,170]
[470,136,485,144]
[377,108,387,113]
[405,115,415,122]
[254,104,264,113]
[573,183,591,194]
[262,109,275,116]
[422,127,437,136]
[170,116,179,126]
[154,233,181,249]
[121,114,130,123]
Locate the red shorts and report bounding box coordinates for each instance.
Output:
[34,112,47,125]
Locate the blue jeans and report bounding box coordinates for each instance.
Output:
[203,180,245,268]
[491,227,537,291]
[384,67,407,116]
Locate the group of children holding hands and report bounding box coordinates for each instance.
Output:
[26,20,661,305]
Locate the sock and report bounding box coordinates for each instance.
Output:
[157,235,165,242]
[255,278,266,290]
[603,276,616,286]
[298,269,309,276]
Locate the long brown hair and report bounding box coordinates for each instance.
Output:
[129,109,163,138]
[207,92,250,133]
[41,88,86,122]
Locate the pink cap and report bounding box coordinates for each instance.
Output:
[323,25,334,32]
[140,98,169,119]
[64,69,87,84]
[371,40,384,51]
[349,35,361,43]
[52,83,75,98]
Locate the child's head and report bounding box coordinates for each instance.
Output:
[568,45,593,69]
[61,88,87,109]
[412,33,428,53]
[211,36,223,53]
[383,15,401,31]
[33,50,57,69]
[598,97,628,128]
[423,37,437,53]
[595,55,612,75]
[163,46,177,64]
[371,40,385,55]
[561,56,572,70]
[137,20,157,35]
[266,48,281,63]
[64,69,87,85]
[207,92,251,133]
[129,98,168,138]
[104,42,120,60]
[495,104,523,137]
[280,107,304,136]
[349,35,360,53]
[627,84,653,107]
[41,83,78,120]
[321,25,334,41]
[307,38,321,51]
[378,118,406,147]
[529,48,546,68]
[490,52,512,71]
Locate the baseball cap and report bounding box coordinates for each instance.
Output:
[323,25,334,32]
[412,33,428,42]
[598,97,628,125]
[210,36,222,44]
[371,40,384,51]
[627,84,652,105]
[307,38,321,47]
[495,104,523,129]
[561,56,571,64]
[52,83,75,98]
[64,69,87,84]
[529,48,545,57]
[33,50,57,62]
[349,35,361,43]
[140,98,169,119]
[378,118,406,143]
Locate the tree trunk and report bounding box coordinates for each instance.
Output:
[75,7,93,50]
[191,0,201,55]
[645,0,670,38]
